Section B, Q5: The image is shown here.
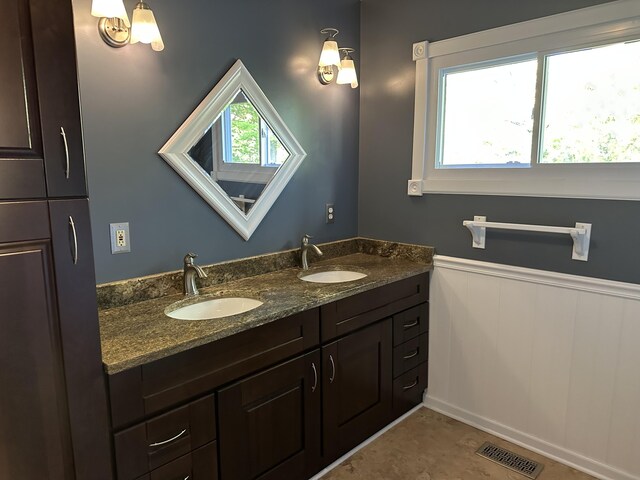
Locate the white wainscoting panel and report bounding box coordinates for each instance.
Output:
[426,256,640,480]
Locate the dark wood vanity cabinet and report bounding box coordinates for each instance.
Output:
[0,0,86,200]
[107,273,430,480]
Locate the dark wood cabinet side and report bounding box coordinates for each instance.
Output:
[49,199,113,480]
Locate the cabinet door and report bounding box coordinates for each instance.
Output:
[322,319,393,464]
[218,350,321,480]
[0,231,74,477]
[0,0,46,199]
[49,199,113,480]
[30,0,87,197]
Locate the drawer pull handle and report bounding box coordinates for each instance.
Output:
[403,348,419,360]
[329,354,336,384]
[60,127,70,179]
[311,362,318,393]
[402,378,419,390]
[149,428,187,447]
[403,319,419,329]
[68,216,78,265]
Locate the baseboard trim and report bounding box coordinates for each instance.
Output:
[424,395,639,480]
[308,404,425,480]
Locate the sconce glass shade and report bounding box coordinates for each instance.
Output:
[318,39,341,68]
[337,56,358,88]
[130,2,164,51]
[91,0,130,26]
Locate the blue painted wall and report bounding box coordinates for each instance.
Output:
[358,0,640,284]
[72,0,360,283]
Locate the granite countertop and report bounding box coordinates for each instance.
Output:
[99,251,432,375]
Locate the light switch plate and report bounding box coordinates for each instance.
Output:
[110,222,131,254]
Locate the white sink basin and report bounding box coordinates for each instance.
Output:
[299,270,367,284]
[165,297,263,320]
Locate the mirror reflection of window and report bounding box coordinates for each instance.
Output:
[187,89,291,216]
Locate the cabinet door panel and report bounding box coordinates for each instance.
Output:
[322,319,392,464]
[49,199,112,479]
[218,350,321,480]
[0,241,73,479]
[0,0,45,199]
[30,0,86,197]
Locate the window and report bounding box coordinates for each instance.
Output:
[221,95,288,168]
[409,0,640,199]
[540,41,640,165]
[438,56,538,169]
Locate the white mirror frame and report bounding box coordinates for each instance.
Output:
[159,60,307,240]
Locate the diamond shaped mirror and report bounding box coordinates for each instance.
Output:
[159,60,307,240]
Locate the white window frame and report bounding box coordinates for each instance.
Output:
[408,0,640,200]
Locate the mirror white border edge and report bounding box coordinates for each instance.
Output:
[158,59,308,240]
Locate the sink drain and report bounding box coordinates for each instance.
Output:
[475,442,544,479]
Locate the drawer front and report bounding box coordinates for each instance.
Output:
[321,274,429,341]
[109,308,320,428]
[115,394,216,480]
[392,303,428,347]
[392,333,428,378]
[148,441,218,480]
[393,363,428,417]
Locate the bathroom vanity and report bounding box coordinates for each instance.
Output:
[98,246,431,480]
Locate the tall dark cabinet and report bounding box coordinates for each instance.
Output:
[0,0,112,479]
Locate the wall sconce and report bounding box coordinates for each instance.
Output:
[337,48,358,89]
[317,28,358,89]
[92,0,164,51]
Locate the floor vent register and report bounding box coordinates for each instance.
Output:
[475,442,544,479]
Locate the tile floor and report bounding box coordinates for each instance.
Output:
[320,407,596,479]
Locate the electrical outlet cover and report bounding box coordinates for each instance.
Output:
[110,222,131,254]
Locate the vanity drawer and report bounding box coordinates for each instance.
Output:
[392,303,428,346]
[393,333,428,378]
[149,441,217,480]
[109,308,320,428]
[115,394,216,480]
[393,362,428,417]
[134,441,218,480]
[321,273,428,341]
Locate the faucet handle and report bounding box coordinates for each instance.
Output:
[184,252,198,265]
[302,234,313,245]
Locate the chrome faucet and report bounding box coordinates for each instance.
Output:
[301,234,323,270]
[183,253,207,296]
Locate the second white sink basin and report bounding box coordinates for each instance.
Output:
[300,270,367,284]
[165,297,263,320]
